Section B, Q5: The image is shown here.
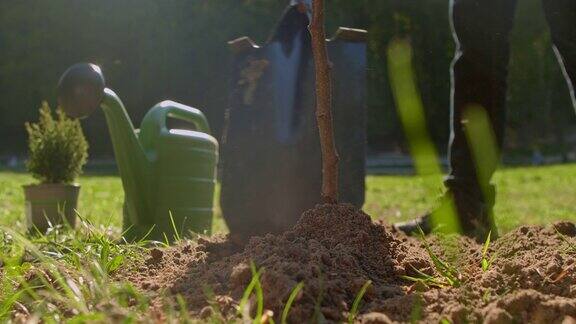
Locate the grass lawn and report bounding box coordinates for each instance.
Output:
[2,164,576,322]
[367,163,576,233]
[2,163,576,235]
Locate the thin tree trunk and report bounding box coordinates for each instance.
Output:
[310,0,339,204]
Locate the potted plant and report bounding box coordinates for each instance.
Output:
[23,101,88,233]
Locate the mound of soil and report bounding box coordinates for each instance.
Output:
[121,204,576,323]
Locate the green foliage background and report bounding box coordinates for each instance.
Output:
[0,0,573,156]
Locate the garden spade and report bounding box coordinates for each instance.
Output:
[57,63,218,242]
[221,1,367,240]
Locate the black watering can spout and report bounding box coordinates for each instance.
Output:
[57,63,105,119]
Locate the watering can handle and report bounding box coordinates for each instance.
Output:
[160,102,211,134]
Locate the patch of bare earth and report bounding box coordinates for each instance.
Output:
[119,204,576,323]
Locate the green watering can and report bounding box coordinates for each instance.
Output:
[57,63,218,241]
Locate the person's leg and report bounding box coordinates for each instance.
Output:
[395,0,517,239]
[445,0,518,234]
[543,0,576,109]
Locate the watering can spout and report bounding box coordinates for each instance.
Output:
[58,63,153,227]
[58,63,105,119]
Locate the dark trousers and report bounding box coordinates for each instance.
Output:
[446,0,576,209]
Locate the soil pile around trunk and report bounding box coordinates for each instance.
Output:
[121,205,576,323]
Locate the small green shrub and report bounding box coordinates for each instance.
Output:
[25,101,88,184]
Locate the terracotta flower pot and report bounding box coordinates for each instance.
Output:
[23,184,80,233]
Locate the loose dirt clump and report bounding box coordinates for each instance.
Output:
[373,221,576,323]
[122,204,407,321]
[120,206,576,323]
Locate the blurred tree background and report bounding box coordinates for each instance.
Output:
[0,0,573,158]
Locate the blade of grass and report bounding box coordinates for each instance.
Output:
[281,282,304,324]
[176,294,191,322]
[387,38,461,234]
[462,105,500,237]
[169,211,181,243]
[417,227,461,287]
[481,231,492,271]
[348,280,372,324]
[410,293,423,324]
[238,263,264,321]
[250,262,264,324]
[556,228,576,254]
